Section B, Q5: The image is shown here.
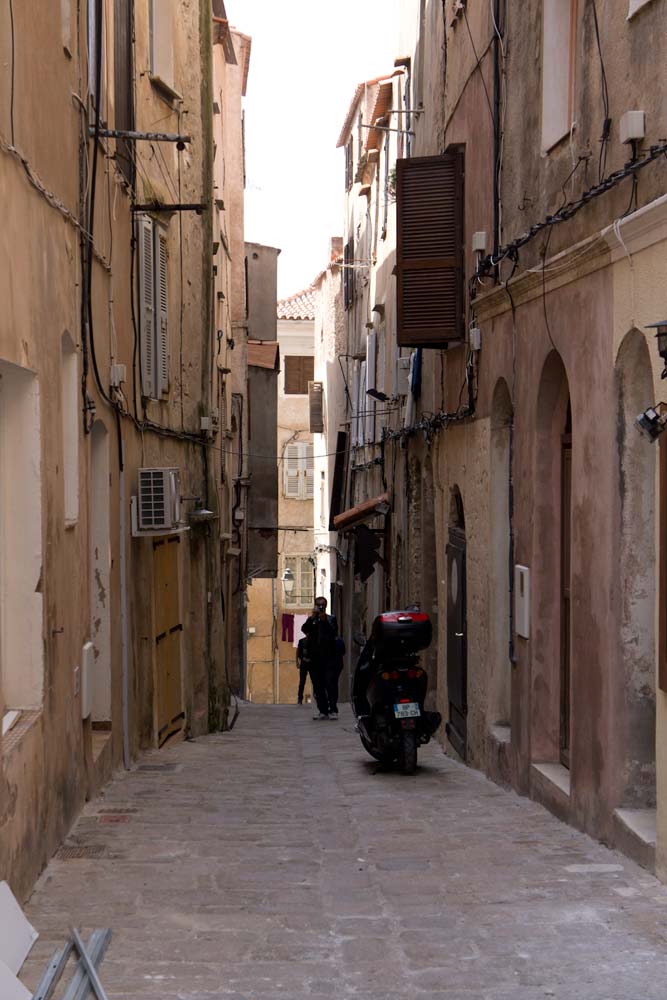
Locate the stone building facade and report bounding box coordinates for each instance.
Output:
[0,0,251,898]
[325,0,667,876]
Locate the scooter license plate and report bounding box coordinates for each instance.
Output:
[394,702,420,719]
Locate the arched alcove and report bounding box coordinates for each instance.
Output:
[489,378,513,729]
[615,328,656,808]
[90,419,111,723]
[532,351,572,767]
[446,485,467,758]
[422,454,438,700]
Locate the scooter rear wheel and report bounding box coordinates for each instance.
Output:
[398,731,417,774]
[360,734,393,765]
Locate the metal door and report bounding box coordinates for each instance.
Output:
[153,536,184,746]
[446,526,467,759]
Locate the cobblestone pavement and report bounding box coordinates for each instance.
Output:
[20,704,667,999]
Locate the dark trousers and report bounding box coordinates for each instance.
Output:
[297,666,310,703]
[324,660,343,715]
[310,661,330,715]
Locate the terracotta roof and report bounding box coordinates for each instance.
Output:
[277,285,316,321]
[247,340,280,370]
[336,71,402,149]
[366,81,394,151]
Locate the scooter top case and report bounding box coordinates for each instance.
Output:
[370,611,433,659]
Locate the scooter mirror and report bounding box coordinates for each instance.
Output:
[352,632,366,647]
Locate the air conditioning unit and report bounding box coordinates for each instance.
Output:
[137,468,181,531]
[397,356,411,396]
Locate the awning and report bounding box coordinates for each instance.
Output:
[333,492,390,532]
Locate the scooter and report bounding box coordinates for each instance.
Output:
[351,610,442,774]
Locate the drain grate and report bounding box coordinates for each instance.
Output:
[57,845,107,860]
[137,763,181,772]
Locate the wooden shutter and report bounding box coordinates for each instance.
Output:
[329,431,348,530]
[309,381,324,433]
[285,356,314,395]
[300,556,314,606]
[284,445,301,498]
[157,228,169,396]
[366,332,376,443]
[137,214,156,398]
[351,362,360,447]
[304,444,314,499]
[358,362,367,446]
[396,151,464,347]
[283,556,297,607]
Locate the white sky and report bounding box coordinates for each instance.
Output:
[225,0,400,299]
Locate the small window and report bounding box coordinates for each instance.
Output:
[345,138,354,191]
[284,356,314,396]
[283,556,315,609]
[137,214,170,400]
[87,0,105,108]
[541,0,577,152]
[284,443,314,500]
[114,0,134,185]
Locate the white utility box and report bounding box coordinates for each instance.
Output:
[515,564,530,639]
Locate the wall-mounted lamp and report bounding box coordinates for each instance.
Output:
[646,320,667,379]
[282,567,295,598]
[366,388,389,402]
[636,403,667,443]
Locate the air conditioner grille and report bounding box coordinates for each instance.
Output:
[140,470,167,529]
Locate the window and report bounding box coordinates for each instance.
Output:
[87,0,105,108]
[150,0,176,94]
[61,333,79,525]
[395,151,465,347]
[137,214,170,400]
[284,355,314,395]
[541,0,577,152]
[628,0,656,18]
[345,138,353,191]
[343,239,354,310]
[0,362,43,721]
[284,442,314,500]
[365,331,377,444]
[283,556,314,608]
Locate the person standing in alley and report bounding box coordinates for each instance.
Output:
[301,597,339,719]
[296,637,312,705]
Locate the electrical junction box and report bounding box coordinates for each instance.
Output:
[110,363,127,388]
[472,231,487,254]
[470,327,482,352]
[514,565,530,639]
[620,110,645,144]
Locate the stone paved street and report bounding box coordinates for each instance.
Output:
[19,705,667,999]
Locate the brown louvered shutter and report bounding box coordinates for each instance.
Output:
[396,151,464,347]
[308,381,324,433]
[285,356,314,395]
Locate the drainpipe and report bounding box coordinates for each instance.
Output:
[272,577,279,704]
[493,0,502,261]
[508,417,516,666]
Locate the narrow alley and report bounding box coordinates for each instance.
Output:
[20,706,667,1000]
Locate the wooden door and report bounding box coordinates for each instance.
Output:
[153,536,184,746]
[560,431,572,768]
[446,526,467,760]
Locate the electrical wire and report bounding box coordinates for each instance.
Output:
[476,140,667,277]
[591,0,611,184]
[8,0,15,144]
[463,7,496,133]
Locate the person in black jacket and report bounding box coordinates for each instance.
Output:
[301,597,339,719]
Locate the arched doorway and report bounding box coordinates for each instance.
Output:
[533,352,572,767]
[445,486,467,759]
[489,379,513,731]
[615,329,656,809]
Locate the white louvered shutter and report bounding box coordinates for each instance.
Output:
[366,331,377,443]
[359,361,367,446]
[304,443,314,499]
[284,444,301,498]
[300,556,314,606]
[351,362,360,447]
[157,228,169,396]
[138,214,155,398]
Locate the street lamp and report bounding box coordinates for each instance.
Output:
[646,320,667,379]
[636,403,667,443]
[282,567,295,598]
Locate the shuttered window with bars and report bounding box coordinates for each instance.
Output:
[283,556,314,609]
[137,214,170,400]
[283,442,314,500]
[150,0,175,94]
[396,151,464,347]
[284,355,314,395]
[309,381,324,433]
